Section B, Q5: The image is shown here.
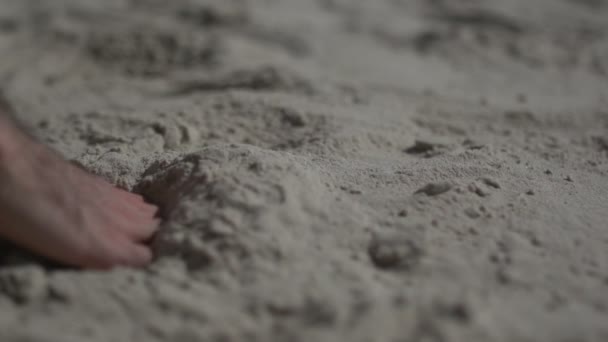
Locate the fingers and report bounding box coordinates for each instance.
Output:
[106,235,153,268]
[102,186,159,216]
[80,186,159,268]
[114,240,153,268]
[101,193,161,241]
[4,148,159,270]
[96,201,160,240]
[121,217,161,241]
[84,233,153,269]
[108,197,158,220]
[72,168,160,268]
[122,197,159,216]
[82,172,156,212]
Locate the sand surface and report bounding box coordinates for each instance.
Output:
[1,0,608,341]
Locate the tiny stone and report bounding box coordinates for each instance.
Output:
[404,140,436,155]
[526,190,535,195]
[180,124,200,144]
[468,182,490,197]
[163,124,182,149]
[279,108,307,127]
[464,208,481,219]
[564,175,573,182]
[480,178,500,189]
[415,182,452,196]
[463,139,485,150]
[368,235,423,270]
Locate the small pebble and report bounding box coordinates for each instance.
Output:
[464,208,481,219]
[368,234,423,270]
[415,182,452,196]
[405,140,436,154]
[463,139,485,150]
[279,108,307,127]
[180,124,200,144]
[480,177,500,189]
[468,182,490,197]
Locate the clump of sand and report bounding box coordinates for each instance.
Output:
[0,0,607,341]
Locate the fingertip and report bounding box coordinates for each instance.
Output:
[121,194,159,215]
[150,218,161,229]
[129,244,153,266]
[136,218,161,241]
[141,203,159,216]
[101,234,154,268]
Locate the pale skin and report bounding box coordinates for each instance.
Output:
[0,105,160,269]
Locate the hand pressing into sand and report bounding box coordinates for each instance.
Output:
[0,112,159,269]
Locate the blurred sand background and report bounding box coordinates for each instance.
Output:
[0,0,607,341]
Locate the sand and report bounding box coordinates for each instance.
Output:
[0,0,607,341]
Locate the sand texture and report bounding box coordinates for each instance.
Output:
[0,0,608,341]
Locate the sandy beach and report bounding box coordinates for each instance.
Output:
[0,0,607,341]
